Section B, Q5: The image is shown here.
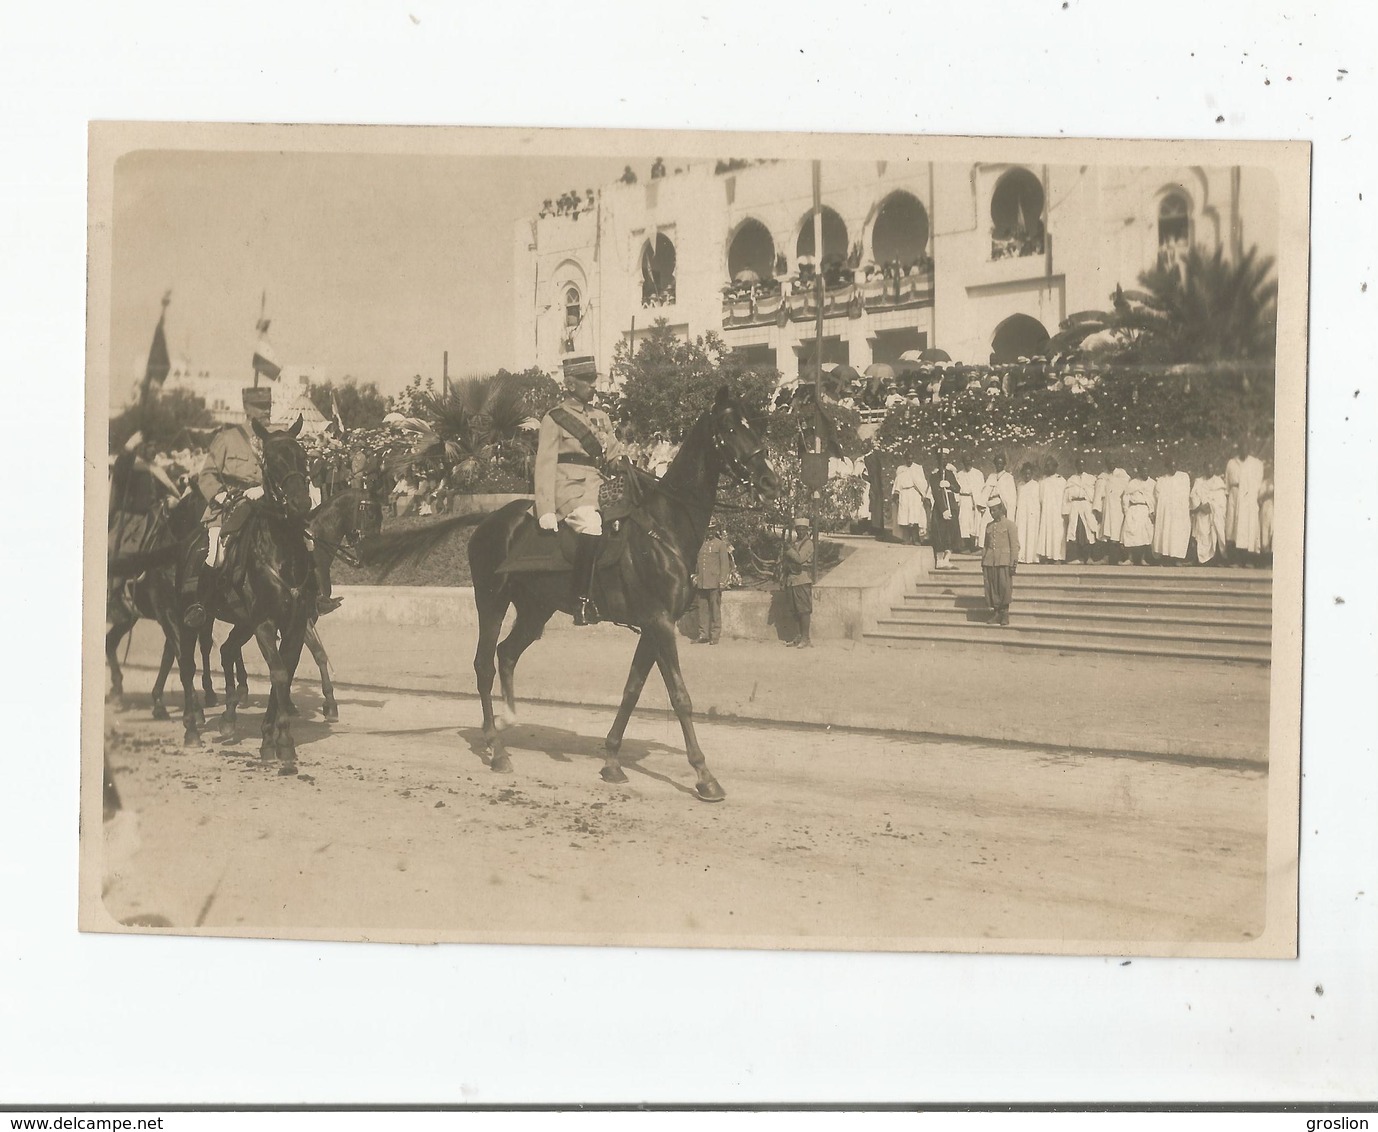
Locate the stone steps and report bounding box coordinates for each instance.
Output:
[865,559,1273,664]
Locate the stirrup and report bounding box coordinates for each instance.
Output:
[574,597,600,626]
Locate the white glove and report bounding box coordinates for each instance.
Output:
[214,491,228,505]
[244,485,265,501]
[123,430,144,452]
[538,512,559,532]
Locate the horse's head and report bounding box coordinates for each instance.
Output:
[709,386,780,505]
[252,415,313,517]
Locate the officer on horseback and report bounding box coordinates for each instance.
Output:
[534,356,624,626]
[182,405,341,629]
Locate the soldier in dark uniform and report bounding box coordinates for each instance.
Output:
[533,356,624,625]
[782,517,815,648]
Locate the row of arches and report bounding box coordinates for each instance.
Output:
[728,189,933,281]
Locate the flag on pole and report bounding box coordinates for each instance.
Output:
[1015,198,1029,238]
[330,390,346,438]
[139,291,172,406]
[252,316,282,380]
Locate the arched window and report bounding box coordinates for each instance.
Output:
[871,191,930,271]
[1158,192,1191,247]
[990,168,1046,259]
[795,206,849,267]
[564,286,582,329]
[641,233,677,306]
[990,314,1050,364]
[728,218,775,281]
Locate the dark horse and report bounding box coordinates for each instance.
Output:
[107,490,220,720]
[218,486,368,724]
[173,418,318,770]
[366,387,779,801]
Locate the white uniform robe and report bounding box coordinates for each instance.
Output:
[1152,471,1192,559]
[1121,478,1155,548]
[1015,478,1042,563]
[1092,468,1130,543]
[1035,474,1067,560]
[955,466,985,539]
[892,463,931,530]
[1190,474,1228,563]
[1259,479,1275,552]
[977,469,1017,544]
[1225,455,1265,553]
[1063,472,1099,543]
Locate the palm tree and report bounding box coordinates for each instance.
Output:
[390,370,559,480]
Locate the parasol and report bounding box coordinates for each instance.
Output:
[732,268,761,284]
[863,363,895,381]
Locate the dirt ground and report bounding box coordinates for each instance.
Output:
[97,676,1270,952]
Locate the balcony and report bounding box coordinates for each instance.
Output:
[990,227,1046,262]
[721,271,933,330]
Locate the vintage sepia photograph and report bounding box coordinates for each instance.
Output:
[83,124,1308,956]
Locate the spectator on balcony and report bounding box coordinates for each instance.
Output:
[539,199,553,218]
[650,157,666,180]
[620,165,637,184]
[585,188,595,211]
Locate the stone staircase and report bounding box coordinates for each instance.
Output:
[864,555,1272,664]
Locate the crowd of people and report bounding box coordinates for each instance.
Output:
[852,443,1274,569]
[539,188,597,220]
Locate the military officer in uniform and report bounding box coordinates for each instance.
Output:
[182,409,341,629]
[534,355,624,626]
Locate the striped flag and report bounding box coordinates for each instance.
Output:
[252,316,282,380]
[330,391,346,437]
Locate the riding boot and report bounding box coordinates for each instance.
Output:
[572,533,601,626]
[184,560,218,629]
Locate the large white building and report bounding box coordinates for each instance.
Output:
[513,159,1278,380]
[160,360,329,433]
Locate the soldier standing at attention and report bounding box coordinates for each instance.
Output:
[534,356,624,626]
[692,518,733,645]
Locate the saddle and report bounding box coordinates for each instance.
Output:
[496,506,629,575]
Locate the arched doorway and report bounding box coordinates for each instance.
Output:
[990,314,1050,364]
[641,233,676,305]
[728,218,775,281]
[795,206,849,267]
[989,168,1046,259]
[1158,191,1191,248]
[871,191,930,270]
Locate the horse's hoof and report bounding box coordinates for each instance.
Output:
[183,732,201,749]
[490,753,514,774]
[600,765,629,784]
[218,715,236,741]
[203,690,218,708]
[259,747,277,764]
[322,707,339,724]
[235,685,250,707]
[277,763,297,777]
[105,689,123,704]
[151,704,171,722]
[695,779,727,803]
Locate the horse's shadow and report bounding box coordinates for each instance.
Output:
[457,721,701,798]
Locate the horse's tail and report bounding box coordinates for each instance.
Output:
[108,541,183,578]
[355,511,492,577]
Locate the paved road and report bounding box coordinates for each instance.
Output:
[99,675,1269,951]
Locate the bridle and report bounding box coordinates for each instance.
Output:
[710,412,770,506]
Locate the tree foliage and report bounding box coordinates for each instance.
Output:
[108,388,214,452]
[306,377,390,431]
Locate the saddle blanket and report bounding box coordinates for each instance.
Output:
[496,515,628,575]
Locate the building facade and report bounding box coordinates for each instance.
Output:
[513,159,1278,381]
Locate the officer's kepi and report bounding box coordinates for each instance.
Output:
[563,356,597,386]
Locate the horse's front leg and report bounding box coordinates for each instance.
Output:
[176,623,202,747]
[151,632,176,721]
[275,616,309,770]
[218,623,254,742]
[253,622,292,771]
[199,621,218,707]
[305,622,337,722]
[602,632,659,785]
[105,620,130,706]
[646,616,724,802]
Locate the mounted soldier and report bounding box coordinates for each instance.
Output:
[181,403,341,630]
[533,355,625,625]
